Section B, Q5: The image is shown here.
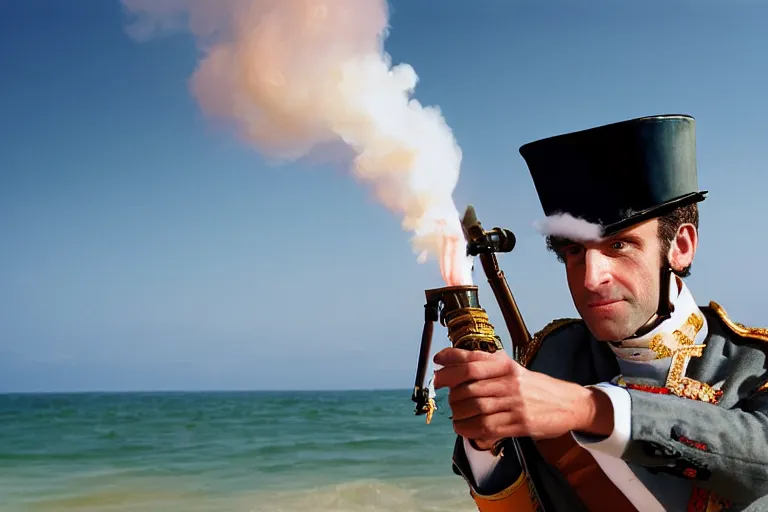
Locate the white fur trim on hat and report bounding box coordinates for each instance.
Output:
[533,212,604,241]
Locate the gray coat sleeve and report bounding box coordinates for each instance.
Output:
[622,387,768,504]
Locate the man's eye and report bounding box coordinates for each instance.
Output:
[611,241,626,250]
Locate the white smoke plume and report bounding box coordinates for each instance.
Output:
[122,0,474,286]
[533,213,604,241]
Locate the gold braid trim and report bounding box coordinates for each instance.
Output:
[445,307,504,353]
[710,301,768,343]
[517,318,582,368]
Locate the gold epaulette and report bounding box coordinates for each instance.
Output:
[709,301,768,343]
[518,318,582,368]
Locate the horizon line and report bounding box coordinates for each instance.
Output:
[0,387,415,396]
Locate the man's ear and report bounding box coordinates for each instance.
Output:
[667,223,698,272]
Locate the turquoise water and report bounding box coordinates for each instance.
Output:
[0,390,476,511]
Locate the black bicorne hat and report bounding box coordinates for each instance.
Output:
[519,114,707,239]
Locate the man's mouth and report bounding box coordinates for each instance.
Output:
[587,299,623,308]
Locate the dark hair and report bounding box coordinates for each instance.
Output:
[545,203,700,277]
[658,203,699,278]
[545,236,569,263]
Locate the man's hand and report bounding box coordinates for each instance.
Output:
[433,347,614,448]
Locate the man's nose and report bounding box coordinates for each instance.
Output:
[583,249,611,291]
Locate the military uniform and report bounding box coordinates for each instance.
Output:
[449,115,768,511]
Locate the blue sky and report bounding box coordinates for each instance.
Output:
[1,1,766,392]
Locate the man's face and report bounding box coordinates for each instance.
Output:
[560,219,662,342]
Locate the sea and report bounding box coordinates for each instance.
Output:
[0,390,477,511]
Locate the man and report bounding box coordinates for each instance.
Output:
[434,115,768,511]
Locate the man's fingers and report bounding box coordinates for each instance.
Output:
[453,412,526,441]
[448,379,510,406]
[433,347,497,366]
[449,396,508,422]
[433,358,511,389]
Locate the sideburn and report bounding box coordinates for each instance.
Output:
[627,265,675,338]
